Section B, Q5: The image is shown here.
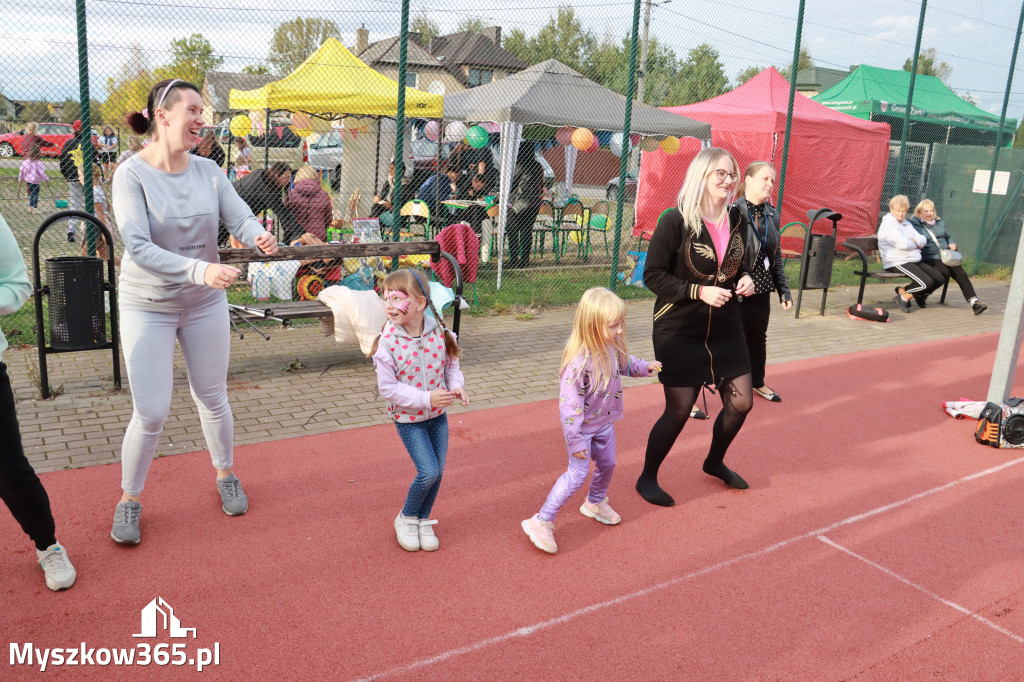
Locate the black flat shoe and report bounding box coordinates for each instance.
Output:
[753,386,781,402]
[689,407,709,420]
[973,302,988,315]
[894,294,912,313]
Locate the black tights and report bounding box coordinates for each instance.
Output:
[637,374,753,505]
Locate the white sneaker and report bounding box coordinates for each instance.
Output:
[419,519,439,551]
[37,543,76,591]
[395,513,420,551]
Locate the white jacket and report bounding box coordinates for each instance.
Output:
[878,213,926,269]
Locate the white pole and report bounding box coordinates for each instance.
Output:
[988,218,1024,403]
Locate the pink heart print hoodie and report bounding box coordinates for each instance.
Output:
[372,315,464,423]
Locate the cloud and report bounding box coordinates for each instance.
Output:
[951,20,981,34]
[863,15,940,45]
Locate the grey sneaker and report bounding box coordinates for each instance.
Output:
[37,543,76,591]
[111,501,142,544]
[216,475,248,516]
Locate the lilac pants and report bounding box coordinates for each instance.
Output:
[539,423,616,522]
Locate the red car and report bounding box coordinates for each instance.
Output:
[0,122,77,158]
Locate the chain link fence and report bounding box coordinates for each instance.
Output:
[2,1,1023,349]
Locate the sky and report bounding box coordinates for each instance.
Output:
[2,0,1022,121]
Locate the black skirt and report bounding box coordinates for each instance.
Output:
[652,297,750,387]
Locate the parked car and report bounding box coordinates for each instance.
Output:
[0,123,77,158]
[307,129,343,190]
[606,167,639,201]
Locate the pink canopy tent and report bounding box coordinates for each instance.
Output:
[634,68,891,243]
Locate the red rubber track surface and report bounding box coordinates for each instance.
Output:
[3,332,1024,680]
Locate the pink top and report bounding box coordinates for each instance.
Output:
[704,214,729,266]
[18,159,47,185]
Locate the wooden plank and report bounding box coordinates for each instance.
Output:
[218,241,440,264]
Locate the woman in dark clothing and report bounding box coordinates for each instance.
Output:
[192,129,226,168]
[734,162,792,403]
[908,199,986,315]
[506,143,544,269]
[637,147,755,507]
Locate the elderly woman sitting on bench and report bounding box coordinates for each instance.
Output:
[878,194,943,314]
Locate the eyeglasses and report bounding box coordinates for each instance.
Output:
[710,169,739,183]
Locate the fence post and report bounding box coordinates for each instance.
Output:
[390,0,410,246]
[893,0,928,193]
[610,0,643,291]
[75,0,96,255]
[774,0,805,215]
[972,0,1024,274]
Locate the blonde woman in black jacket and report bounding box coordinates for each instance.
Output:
[637,147,755,507]
[735,162,792,403]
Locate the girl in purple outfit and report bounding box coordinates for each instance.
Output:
[522,287,661,554]
[17,144,47,214]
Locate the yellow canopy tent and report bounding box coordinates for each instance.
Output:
[228,38,443,118]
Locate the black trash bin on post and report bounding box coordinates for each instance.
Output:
[794,209,842,318]
[32,210,120,399]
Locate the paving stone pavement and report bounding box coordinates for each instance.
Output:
[5,278,1010,473]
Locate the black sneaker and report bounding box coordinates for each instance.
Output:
[913,294,927,309]
[894,294,912,313]
[973,302,988,315]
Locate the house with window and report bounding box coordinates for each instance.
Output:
[201,71,277,125]
[426,28,526,88]
[354,27,464,96]
[795,65,853,97]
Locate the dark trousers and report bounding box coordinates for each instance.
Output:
[27,183,40,208]
[886,262,944,296]
[740,292,772,388]
[507,206,540,268]
[922,258,976,301]
[0,362,56,551]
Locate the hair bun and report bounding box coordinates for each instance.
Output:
[126,111,150,135]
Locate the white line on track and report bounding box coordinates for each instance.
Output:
[354,455,1024,681]
[818,535,1024,644]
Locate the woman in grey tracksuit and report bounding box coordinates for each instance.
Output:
[109,78,278,545]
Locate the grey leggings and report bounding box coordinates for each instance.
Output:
[119,301,233,495]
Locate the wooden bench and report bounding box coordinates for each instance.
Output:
[841,235,949,306]
[217,241,463,338]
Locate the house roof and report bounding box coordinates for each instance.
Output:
[359,36,441,69]
[795,66,850,92]
[428,31,526,71]
[204,71,277,113]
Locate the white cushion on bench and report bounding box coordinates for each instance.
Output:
[317,286,387,356]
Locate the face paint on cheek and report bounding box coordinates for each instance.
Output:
[384,291,411,313]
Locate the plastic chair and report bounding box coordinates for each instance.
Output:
[556,199,586,259]
[400,199,431,240]
[587,200,610,256]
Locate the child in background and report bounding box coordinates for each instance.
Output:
[17,144,47,214]
[74,163,117,263]
[372,269,468,552]
[522,287,661,554]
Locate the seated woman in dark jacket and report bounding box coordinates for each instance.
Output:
[734,162,792,403]
[908,199,986,315]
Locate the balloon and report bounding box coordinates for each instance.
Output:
[586,135,599,153]
[291,112,311,130]
[229,115,252,138]
[444,121,468,143]
[555,126,575,146]
[570,128,594,152]
[480,121,500,133]
[630,133,641,147]
[465,125,489,149]
[423,120,440,142]
[609,132,628,157]
[640,136,661,152]
[660,136,681,154]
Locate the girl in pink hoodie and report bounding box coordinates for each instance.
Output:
[284,165,332,241]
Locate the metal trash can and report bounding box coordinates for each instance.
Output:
[45,257,106,350]
[803,234,836,289]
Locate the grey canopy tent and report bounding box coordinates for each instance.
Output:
[441,59,712,286]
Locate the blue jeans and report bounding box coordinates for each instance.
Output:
[27,183,39,208]
[395,413,448,518]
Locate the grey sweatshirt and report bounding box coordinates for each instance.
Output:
[112,154,267,310]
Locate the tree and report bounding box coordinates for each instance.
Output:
[503,27,532,64]
[777,47,813,80]
[456,17,488,34]
[676,44,728,105]
[1013,118,1024,149]
[102,45,153,130]
[59,98,105,125]
[590,35,688,107]
[503,6,596,74]
[163,33,223,86]
[242,64,270,75]
[411,14,440,46]
[267,18,341,75]
[903,47,952,83]
[736,66,763,86]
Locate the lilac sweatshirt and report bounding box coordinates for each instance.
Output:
[18,159,47,185]
[559,351,651,455]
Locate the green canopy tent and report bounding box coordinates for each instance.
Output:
[813,65,1016,147]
